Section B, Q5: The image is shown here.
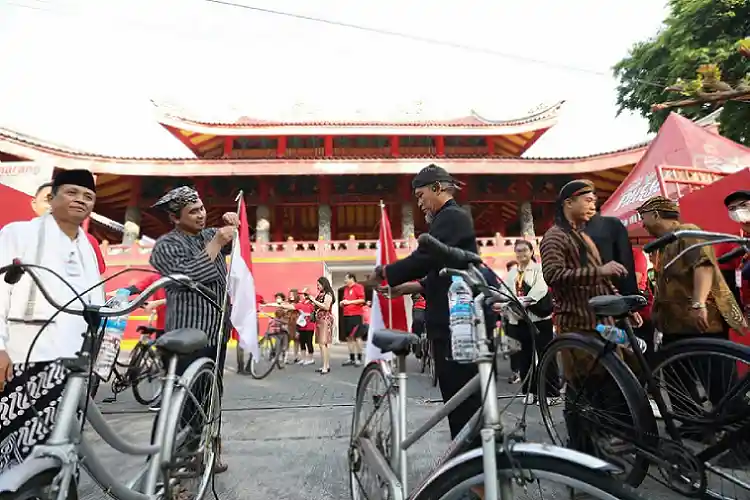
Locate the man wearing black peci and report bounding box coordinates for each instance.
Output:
[371,164,483,441]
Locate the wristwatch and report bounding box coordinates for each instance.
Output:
[690,302,706,310]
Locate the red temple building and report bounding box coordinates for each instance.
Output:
[0,100,650,337]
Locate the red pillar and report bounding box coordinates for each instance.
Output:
[486,136,495,156]
[324,136,333,157]
[436,136,445,157]
[223,137,233,157]
[391,136,400,157]
[276,137,287,158]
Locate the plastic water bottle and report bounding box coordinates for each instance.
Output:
[94,288,130,379]
[449,276,476,362]
[595,324,648,353]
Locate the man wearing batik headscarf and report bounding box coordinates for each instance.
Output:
[149,185,238,474]
[638,196,747,430]
[540,179,638,456]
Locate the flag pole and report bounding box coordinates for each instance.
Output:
[212,190,243,380]
[207,190,244,448]
[380,200,393,330]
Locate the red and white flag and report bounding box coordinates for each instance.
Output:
[365,204,408,363]
[228,197,259,359]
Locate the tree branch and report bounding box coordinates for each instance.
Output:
[651,88,750,112]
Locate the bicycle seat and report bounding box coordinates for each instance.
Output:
[372,329,419,356]
[588,295,647,318]
[154,328,208,355]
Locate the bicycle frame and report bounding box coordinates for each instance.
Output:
[0,345,209,500]
[358,291,510,500]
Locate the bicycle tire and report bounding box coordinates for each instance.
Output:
[349,361,398,500]
[249,335,281,380]
[411,450,646,500]
[160,357,219,500]
[132,345,164,405]
[429,340,438,387]
[536,332,657,487]
[0,469,78,500]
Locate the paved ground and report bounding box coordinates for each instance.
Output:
[80,345,684,500]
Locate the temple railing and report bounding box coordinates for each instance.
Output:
[102,235,540,261]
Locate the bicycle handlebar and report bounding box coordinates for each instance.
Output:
[0,260,218,318]
[641,230,750,271]
[417,234,483,266]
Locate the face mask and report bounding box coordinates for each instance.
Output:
[729,208,750,223]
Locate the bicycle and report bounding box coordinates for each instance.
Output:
[535,228,750,498]
[0,262,223,500]
[348,233,645,500]
[248,318,289,380]
[91,326,164,406]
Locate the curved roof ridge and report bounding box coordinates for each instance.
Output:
[469,100,565,125]
[152,99,564,128]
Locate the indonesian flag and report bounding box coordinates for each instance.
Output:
[365,204,408,363]
[228,197,260,359]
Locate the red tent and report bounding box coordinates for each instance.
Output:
[600,113,750,238]
[0,183,35,229]
[679,168,750,236]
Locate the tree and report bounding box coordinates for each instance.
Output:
[613,0,750,145]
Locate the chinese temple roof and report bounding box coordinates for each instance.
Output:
[153,100,565,132]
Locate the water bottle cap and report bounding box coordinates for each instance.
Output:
[451,276,462,283]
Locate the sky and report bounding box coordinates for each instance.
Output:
[0,0,669,159]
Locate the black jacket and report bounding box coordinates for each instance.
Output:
[584,214,638,296]
[385,199,478,337]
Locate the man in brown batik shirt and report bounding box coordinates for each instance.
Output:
[638,196,747,428]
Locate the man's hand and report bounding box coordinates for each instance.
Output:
[599,261,628,278]
[371,265,385,282]
[340,300,349,307]
[214,226,236,246]
[690,307,709,332]
[143,301,157,314]
[222,212,240,227]
[630,312,644,328]
[0,350,12,391]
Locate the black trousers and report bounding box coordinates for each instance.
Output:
[432,336,482,442]
[506,319,559,396]
[298,330,315,354]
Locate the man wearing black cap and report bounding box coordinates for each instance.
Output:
[372,164,484,441]
[0,169,105,476]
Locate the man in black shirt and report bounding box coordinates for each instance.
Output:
[373,164,482,439]
[584,212,638,296]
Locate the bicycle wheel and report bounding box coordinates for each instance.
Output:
[249,334,281,380]
[411,448,646,500]
[130,344,164,405]
[160,357,220,500]
[428,340,438,387]
[536,332,656,487]
[420,338,428,374]
[349,361,398,500]
[653,337,750,499]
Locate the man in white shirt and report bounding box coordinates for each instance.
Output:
[0,169,103,474]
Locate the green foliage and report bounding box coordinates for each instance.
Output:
[613,0,750,144]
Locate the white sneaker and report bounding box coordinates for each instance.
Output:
[296,359,305,365]
[354,359,362,367]
[524,394,536,405]
[303,359,315,366]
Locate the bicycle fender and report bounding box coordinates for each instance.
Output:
[410,443,619,499]
[0,457,59,493]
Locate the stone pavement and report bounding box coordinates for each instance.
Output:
[81,345,681,500]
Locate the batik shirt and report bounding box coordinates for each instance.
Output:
[149,228,230,346]
[653,223,747,335]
